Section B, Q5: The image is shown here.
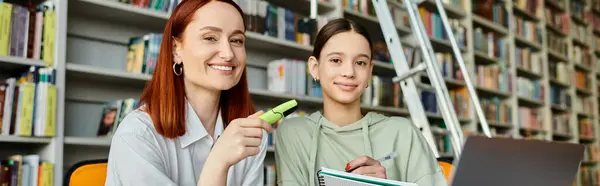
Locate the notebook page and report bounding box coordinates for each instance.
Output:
[318,168,419,186]
[323,175,379,186]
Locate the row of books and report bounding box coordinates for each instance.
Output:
[517,107,542,131]
[571,21,590,47]
[579,118,594,138]
[584,145,599,162]
[575,71,591,91]
[472,0,509,29]
[552,113,571,136]
[570,0,586,21]
[114,0,181,13]
[0,0,56,66]
[418,7,467,49]
[433,132,453,155]
[572,45,591,68]
[419,88,470,119]
[474,27,509,61]
[342,0,404,27]
[513,15,542,44]
[126,33,162,75]
[473,64,512,94]
[544,8,570,35]
[264,164,276,186]
[0,66,57,137]
[547,29,569,57]
[240,0,326,46]
[517,77,544,102]
[574,96,593,116]
[514,0,539,16]
[96,98,139,137]
[480,97,512,125]
[0,154,53,186]
[550,85,571,107]
[515,47,542,76]
[266,59,309,97]
[426,52,466,81]
[580,166,600,186]
[549,61,570,84]
[593,12,600,33]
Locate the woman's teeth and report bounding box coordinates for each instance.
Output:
[210,65,233,71]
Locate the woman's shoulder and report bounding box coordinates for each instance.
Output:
[113,107,159,138]
[370,112,419,131]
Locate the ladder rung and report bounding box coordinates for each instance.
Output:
[392,62,427,83]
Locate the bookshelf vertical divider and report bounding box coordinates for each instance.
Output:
[2,0,600,185]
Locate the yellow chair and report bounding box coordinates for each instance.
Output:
[64,159,108,186]
[437,157,454,181]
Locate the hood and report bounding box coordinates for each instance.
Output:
[306,111,387,133]
[306,111,388,185]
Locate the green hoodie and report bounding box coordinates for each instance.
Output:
[274,111,447,186]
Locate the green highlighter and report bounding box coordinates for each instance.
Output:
[259,99,299,124]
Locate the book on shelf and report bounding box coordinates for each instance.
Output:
[570,0,588,22]
[341,0,405,28]
[580,166,600,186]
[549,61,570,84]
[473,63,512,94]
[514,0,540,17]
[575,71,591,92]
[552,113,571,136]
[515,47,541,75]
[0,66,56,137]
[0,154,53,186]
[572,45,591,68]
[238,0,328,47]
[418,7,467,49]
[126,33,163,75]
[546,29,569,58]
[473,27,509,62]
[574,96,593,116]
[112,0,181,14]
[480,97,512,125]
[513,15,542,43]
[583,145,599,162]
[550,85,571,107]
[96,98,139,137]
[518,107,542,131]
[544,7,570,34]
[578,118,594,138]
[472,0,509,28]
[0,0,56,66]
[516,77,544,102]
[571,22,590,46]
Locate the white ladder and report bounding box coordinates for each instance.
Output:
[367,0,492,159]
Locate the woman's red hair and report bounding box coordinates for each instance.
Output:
[140,0,255,139]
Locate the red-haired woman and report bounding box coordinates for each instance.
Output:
[104,1,273,185]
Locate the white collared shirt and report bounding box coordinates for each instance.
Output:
[105,102,268,186]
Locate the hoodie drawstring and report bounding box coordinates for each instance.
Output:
[308,114,374,186]
[362,116,373,157]
[309,117,323,186]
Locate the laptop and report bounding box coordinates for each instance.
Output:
[449,135,585,186]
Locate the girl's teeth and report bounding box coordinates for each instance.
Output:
[210,65,233,71]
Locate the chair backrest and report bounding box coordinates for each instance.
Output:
[437,157,454,181]
[64,159,108,186]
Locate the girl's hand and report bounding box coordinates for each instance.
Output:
[207,111,274,168]
[345,156,387,179]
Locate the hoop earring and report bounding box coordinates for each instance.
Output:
[173,63,183,76]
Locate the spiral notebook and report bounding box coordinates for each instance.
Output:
[317,167,419,186]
